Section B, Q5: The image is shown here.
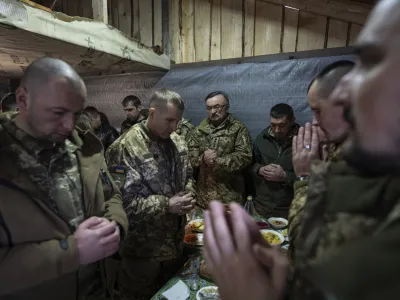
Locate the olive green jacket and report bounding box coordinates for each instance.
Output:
[187,114,252,208]
[0,120,128,300]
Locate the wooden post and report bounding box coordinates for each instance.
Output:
[92,0,108,23]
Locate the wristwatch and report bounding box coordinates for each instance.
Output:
[296,175,309,181]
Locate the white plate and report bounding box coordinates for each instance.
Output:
[196,286,219,300]
[281,244,289,250]
[188,219,205,232]
[260,229,285,245]
[268,217,288,229]
[184,233,204,247]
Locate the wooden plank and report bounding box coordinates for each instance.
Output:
[348,23,363,46]
[139,0,153,46]
[107,0,112,24]
[282,7,299,53]
[110,0,119,29]
[182,0,195,63]
[169,0,182,63]
[327,18,348,48]
[117,0,132,37]
[254,1,282,56]
[297,11,327,51]
[132,0,140,40]
[221,0,243,59]
[194,0,211,61]
[243,0,255,57]
[260,0,371,25]
[210,0,222,60]
[154,0,163,47]
[81,0,93,19]
[91,0,108,23]
[67,0,79,16]
[162,0,170,55]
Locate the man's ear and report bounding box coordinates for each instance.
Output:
[148,107,155,118]
[15,87,28,111]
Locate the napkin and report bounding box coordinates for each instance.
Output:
[161,280,190,300]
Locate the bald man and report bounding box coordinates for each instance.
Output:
[106,88,196,300]
[288,60,354,261]
[0,57,128,300]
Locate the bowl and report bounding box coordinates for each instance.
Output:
[188,219,205,232]
[260,229,285,245]
[184,233,204,247]
[268,217,288,229]
[196,286,219,300]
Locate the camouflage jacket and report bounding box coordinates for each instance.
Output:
[187,114,252,208]
[0,118,128,300]
[290,160,400,300]
[120,116,147,135]
[288,142,342,261]
[106,122,195,261]
[176,118,195,141]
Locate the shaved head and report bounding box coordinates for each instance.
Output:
[15,57,87,143]
[20,57,85,97]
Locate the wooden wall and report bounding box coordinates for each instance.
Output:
[48,0,368,64]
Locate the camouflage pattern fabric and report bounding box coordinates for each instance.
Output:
[175,118,195,142]
[187,114,252,208]
[290,160,400,299]
[2,120,84,230]
[106,122,195,261]
[288,142,342,263]
[120,117,147,135]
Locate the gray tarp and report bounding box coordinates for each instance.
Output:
[155,55,355,138]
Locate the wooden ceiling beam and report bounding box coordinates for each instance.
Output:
[92,0,108,23]
[259,0,373,25]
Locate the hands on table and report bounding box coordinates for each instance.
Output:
[204,201,289,300]
[259,164,286,182]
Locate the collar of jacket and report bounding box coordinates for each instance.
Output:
[140,120,171,143]
[198,113,235,134]
[264,123,300,142]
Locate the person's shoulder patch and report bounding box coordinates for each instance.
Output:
[109,165,127,189]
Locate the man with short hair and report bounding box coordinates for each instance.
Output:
[120,95,146,134]
[289,60,354,259]
[187,91,252,208]
[252,103,299,218]
[204,1,400,299]
[0,57,128,300]
[84,106,119,150]
[106,88,196,299]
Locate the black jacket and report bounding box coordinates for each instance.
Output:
[95,124,119,150]
[251,124,299,218]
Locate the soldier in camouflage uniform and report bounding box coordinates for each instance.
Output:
[289,61,355,260]
[106,89,196,300]
[120,95,147,135]
[175,117,195,141]
[0,58,128,300]
[187,91,252,208]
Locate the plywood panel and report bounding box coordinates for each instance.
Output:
[210,0,222,60]
[169,0,182,63]
[182,0,195,63]
[133,0,140,40]
[221,0,243,59]
[244,0,255,57]
[153,0,163,47]
[194,0,211,62]
[110,0,119,28]
[254,1,282,56]
[282,7,298,53]
[139,0,153,46]
[297,11,327,51]
[348,23,362,46]
[81,0,93,19]
[327,18,348,48]
[117,0,132,37]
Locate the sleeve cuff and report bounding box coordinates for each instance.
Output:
[59,235,80,274]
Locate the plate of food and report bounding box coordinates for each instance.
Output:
[260,230,285,245]
[184,233,203,247]
[196,286,220,300]
[189,219,205,232]
[268,217,288,230]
